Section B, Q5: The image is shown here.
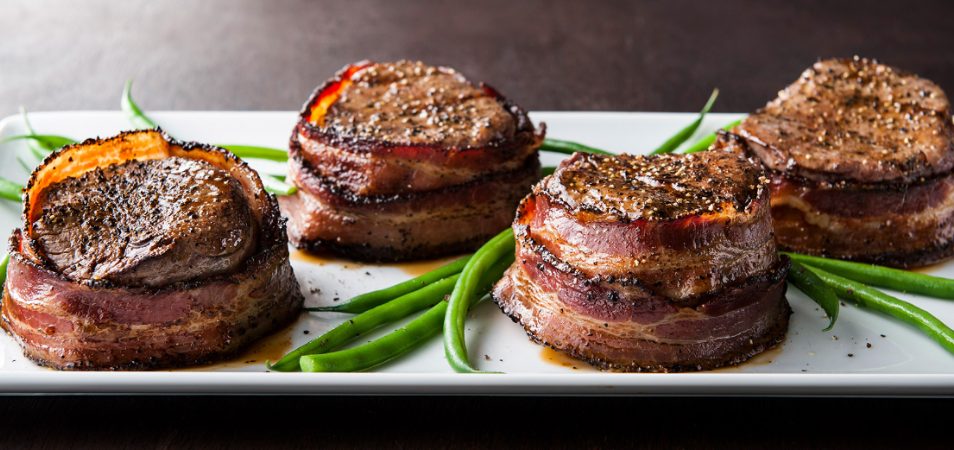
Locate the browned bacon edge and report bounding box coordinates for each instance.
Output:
[492,249,791,372]
[1,130,303,370]
[280,140,540,261]
[294,62,544,197]
[721,131,954,268]
[2,230,301,370]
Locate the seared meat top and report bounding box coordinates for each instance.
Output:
[322,60,516,148]
[540,150,767,222]
[739,57,954,184]
[31,157,255,287]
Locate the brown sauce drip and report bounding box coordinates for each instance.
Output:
[179,324,296,371]
[540,347,595,371]
[290,249,364,270]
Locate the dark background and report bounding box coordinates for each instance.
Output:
[3,0,954,115]
[2,0,954,448]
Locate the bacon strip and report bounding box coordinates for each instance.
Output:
[492,151,790,372]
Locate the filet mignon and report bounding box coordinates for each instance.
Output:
[1,130,304,370]
[281,60,543,261]
[492,149,791,372]
[31,158,256,287]
[735,57,954,267]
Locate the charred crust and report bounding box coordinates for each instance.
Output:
[296,61,538,155]
[738,57,954,185]
[297,119,539,156]
[537,151,769,223]
[18,129,287,288]
[24,129,282,242]
[24,128,257,201]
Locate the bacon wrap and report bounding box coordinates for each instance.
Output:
[281,139,540,261]
[282,60,543,261]
[1,130,303,370]
[734,57,954,268]
[768,171,954,267]
[492,151,791,372]
[298,62,543,197]
[721,131,954,268]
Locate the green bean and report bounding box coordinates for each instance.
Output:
[121,83,293,165]
[15,155,33,174]
[18,107,77,153]
[271,273,462,372]
[681,119,743,154]
[16,146,44,174]
[444,228,515,373]
[121,80,159,130]
[120,83,296,196]
[27,145,48,165]
[0,253,8,296]
[300,298,449,372]
[788,260,839,331]
[217,144,289,162]
[260,174,297,196]
[541,166,557,177]
[539,138,614,155]
[19,107,47,155]
[0,177,23,202]
[649,88,719,154]
[1,134,77,152]
[784,252,954,300]
[304,273,460,318]
[10,108,77,175]
[804,265,954,355]
[290,257,513,371]
[313,256,472,313]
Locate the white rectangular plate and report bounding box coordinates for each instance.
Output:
[1,111,953,396]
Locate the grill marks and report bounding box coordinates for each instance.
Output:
[492,152,790,372]
[32,158,255,287]
[737,57,954,267]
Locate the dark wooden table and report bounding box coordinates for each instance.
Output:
[2,0,953,448]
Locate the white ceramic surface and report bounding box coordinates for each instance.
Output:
[0,111,952,395]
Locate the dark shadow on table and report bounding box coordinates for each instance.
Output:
[0,395,948,449]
